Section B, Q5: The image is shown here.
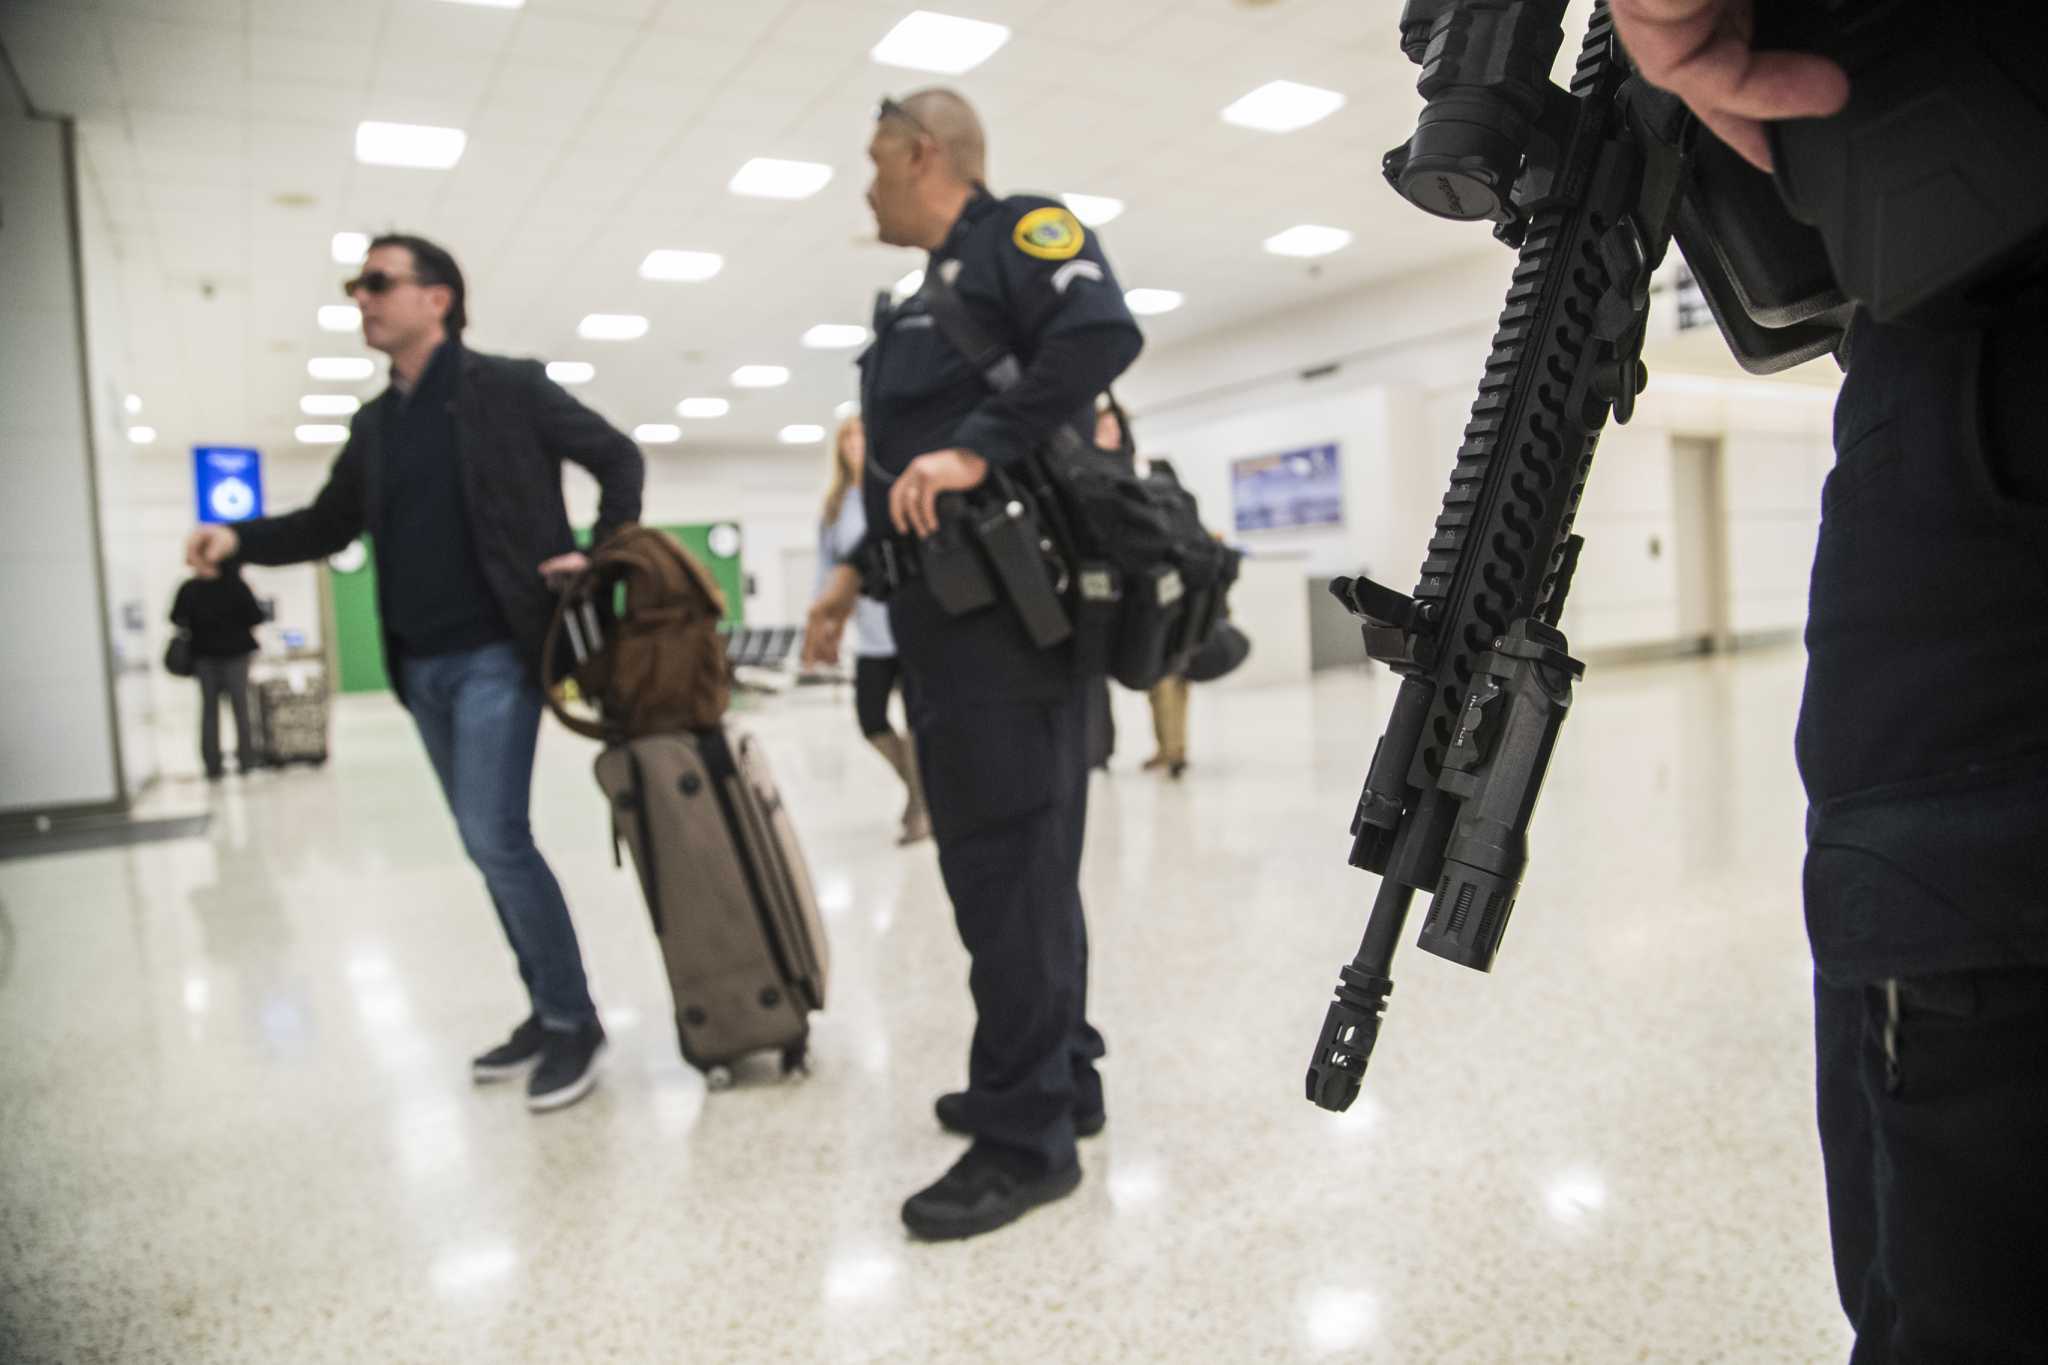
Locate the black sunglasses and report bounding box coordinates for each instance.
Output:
[342,269,427,298]
[877,96,933,143]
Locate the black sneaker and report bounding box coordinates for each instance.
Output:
[471,1015,546,1083]
[934,1090,1105,1139]
[526,1021,606,1113]
[901,1142,1082,1242]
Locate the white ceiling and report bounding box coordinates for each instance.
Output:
[2,0,1534,460]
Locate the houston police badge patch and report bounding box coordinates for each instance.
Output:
[1013,206,1086,261]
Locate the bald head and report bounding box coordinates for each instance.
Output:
[886,87,986,184]
[866,87,988,249]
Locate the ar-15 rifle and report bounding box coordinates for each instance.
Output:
[1303,0,2048,1115]
[1302,0,1819,1114]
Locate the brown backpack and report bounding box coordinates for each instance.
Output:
[544,526,731,740]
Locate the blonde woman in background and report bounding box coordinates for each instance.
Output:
[809,415,930,844]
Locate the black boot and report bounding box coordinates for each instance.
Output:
[901,1142,1082,1242]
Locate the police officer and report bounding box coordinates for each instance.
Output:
[804,87,1143,1241]
[1614,2,2048,1359]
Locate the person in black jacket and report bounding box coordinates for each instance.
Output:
[170,562,266,780]
[184,233,644,1114]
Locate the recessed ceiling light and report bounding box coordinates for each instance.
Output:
[780,424,826,445]
[893,269,925,299]
[871,10,1012,74]
[1221,80,1346,133]
[802,324,868,349]
[354,120,468,170]
[634,423,681,445]
[308,356,376,380]
[1264,224,1354,257]
[677,397,731,419]
[318,304,361,332]
[1061,193,1124,226]
[728,158,834,200]
[300,394,361,416]
[731,365,790,389]
[1125,288,1185,316]
[546,361,595,385]
[127,425,157,445]
[578,313,649,341]
[835,400,860,420]
[331,232,369,265]
[296,424,349,444]
[639,249,724,283]
[431,0,523,8]
[123,394,143,415]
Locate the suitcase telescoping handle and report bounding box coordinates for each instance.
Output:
[543,577,614,742]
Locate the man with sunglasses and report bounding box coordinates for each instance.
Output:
[184,233,643,1112]
[805,89,1143,1240]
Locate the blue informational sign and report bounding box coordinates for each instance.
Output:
[193,446,265,524]
[1231,442,1342,532]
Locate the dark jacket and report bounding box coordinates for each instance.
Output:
[234,344,643,697]
[170,572,264,659]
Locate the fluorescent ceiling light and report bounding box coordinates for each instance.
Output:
[432,0,523,8]
[802,324,868,349]
[331,232,369,265]
[780,424,826,445]
[546,361,595,385]
[127,425,157,445]
[728,158,834,200]
[296,424,349,444]
[354,120,467,170]
[1125,288,1184,316]
[835,399,860,420]
[893,269,924,299]
[578,313,649,341]
[731,365,790,389]
[300,394,361,416]
[123,394,142,414]
[308,356,376,381]
[677,397,731,419]
[639,249,724,283]
[318,304,361,332]
[1061,193,1124,226]
[634,423,681,444]
[871,10,1011,74]
[1264,224,1354,258]
[1221,80,1346,133]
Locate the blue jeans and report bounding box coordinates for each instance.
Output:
[401,640,597,1031]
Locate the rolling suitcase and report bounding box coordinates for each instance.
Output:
[253,666,329,766]
[595,726,828,1086]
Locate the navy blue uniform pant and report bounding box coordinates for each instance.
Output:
[894,585,1105,1171]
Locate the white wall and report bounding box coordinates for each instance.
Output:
[0,109,121,813]
[1117,253,1839,665]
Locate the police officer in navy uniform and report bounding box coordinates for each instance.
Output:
[804,87,1143,1240]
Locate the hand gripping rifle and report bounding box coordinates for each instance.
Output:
[1305,0,1708,1113]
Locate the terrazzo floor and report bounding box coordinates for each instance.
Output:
[0,648,1853,1363]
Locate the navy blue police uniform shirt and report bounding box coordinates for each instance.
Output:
[858,188,1143,539]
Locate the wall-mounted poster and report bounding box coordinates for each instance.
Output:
[1232,443,1342,532]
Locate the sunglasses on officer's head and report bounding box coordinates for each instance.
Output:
[342,269,427,298]
[876,96,933,142]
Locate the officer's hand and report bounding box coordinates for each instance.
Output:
[185,524,239,573]
[890,449,989,539]
[1611,0,1849,172]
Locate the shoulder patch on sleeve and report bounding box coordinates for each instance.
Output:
[1013,206,1086,261]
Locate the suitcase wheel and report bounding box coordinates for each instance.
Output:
[780,1039,810,1078]
[704,1065,735,1092]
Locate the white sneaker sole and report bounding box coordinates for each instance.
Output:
[526,1041,606,1113]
